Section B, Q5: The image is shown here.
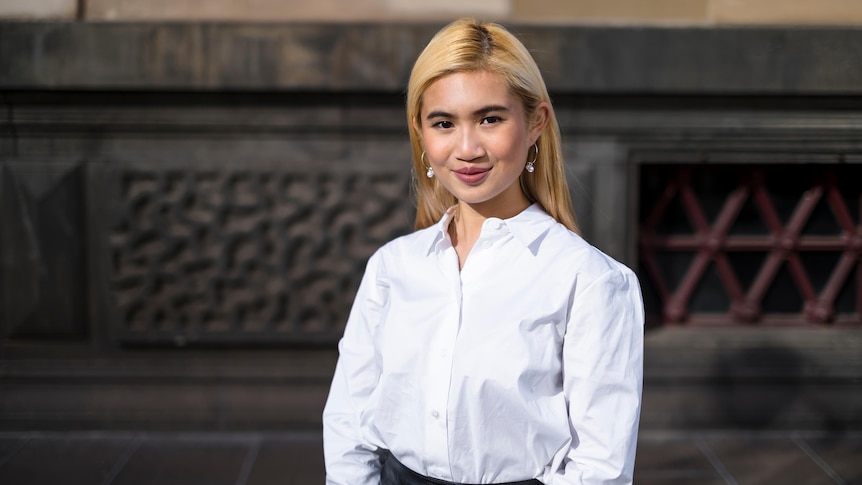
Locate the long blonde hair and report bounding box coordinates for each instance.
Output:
[407,18,578,232]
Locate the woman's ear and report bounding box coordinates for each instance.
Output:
[529,101,552,144]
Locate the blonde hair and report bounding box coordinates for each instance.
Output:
[407,18,578,233]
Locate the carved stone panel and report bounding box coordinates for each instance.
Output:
[109,170,412,345]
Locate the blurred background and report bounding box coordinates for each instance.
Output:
[1,1,861,483]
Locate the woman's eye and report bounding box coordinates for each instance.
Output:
[481,116,501,124]
[432,120,453,129]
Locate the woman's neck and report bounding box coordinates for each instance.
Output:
[448,196,531,269]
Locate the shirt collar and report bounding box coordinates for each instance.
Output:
[423,204,556,255]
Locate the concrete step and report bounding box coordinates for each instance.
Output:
[1,430,860,484]
[2,328,861,431]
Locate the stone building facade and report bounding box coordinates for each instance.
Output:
[1,2,861,432]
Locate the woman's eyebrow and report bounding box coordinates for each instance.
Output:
[425,105,510,120]
[473,105,509,116]
[426,110,452,120]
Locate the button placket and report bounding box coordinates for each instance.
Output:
[421,245,460,481]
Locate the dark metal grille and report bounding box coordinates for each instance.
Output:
[639,163,862,326]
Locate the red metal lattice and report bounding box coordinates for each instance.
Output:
[639,167,862,325]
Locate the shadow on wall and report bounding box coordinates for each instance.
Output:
[712,345,801,429]
[710,344,850,431]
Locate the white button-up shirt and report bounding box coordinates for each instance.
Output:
[323,204,644,484]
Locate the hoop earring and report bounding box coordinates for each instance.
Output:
[525,143,538,173]
[422,151,434,178]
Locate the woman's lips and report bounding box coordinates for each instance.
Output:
[453,167,490,184]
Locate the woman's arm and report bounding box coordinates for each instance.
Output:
[323,252,389,485]
[555,267,645,484]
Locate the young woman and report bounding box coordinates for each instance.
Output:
[323,18,644,485]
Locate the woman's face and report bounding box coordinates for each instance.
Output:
[417,71,546,216]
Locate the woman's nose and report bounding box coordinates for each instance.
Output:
[455,128,485,161]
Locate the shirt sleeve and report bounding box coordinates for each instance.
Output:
[553,266,645,484]
[323,251,389,485]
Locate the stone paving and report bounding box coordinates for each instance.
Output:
[0,430,860,484]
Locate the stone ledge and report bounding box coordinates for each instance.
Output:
[2,329,860,430]
[643,327,862,381]
[2,22,862,94]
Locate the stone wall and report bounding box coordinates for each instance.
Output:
[1,21,861,431]
[4,0,862,24]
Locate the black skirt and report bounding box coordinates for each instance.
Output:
[380,454,543,485]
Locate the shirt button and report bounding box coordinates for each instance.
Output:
[431,410,440,419]
[431,467,444,477]
[492,221,502,229]
[482,240,492,249]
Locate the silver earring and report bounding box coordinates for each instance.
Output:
[525,143,538,173]
[422,151,434,178]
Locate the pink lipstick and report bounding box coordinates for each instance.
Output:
[454,167,490,184]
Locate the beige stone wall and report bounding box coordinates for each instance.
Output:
[711,0,862,25]
[3,0,862,25]
[513,0,710,24]
[514,0,862,25]
[0,0,77,19]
